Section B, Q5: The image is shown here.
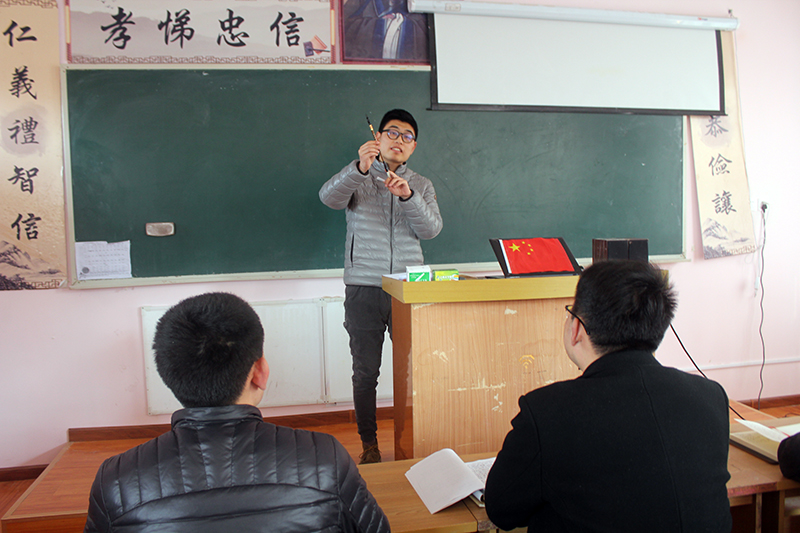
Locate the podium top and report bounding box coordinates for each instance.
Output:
[382,275,578,304]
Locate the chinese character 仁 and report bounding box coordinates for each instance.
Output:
[4,21,37,47]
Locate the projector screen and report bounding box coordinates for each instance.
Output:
[431,14,724,114]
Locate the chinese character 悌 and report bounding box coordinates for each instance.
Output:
[11,213,41,240]
[270,12,305,47]
[705,116,728,138]
[709,154,732,176]
[101,7,135,50]
[9,66,36,99]
[713,191,737,215]
[4,21,37,47]
[9,166,37,194]
[218,9,248,47]
[159,10,195,48]
[8,116,39,145]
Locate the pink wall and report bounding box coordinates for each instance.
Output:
[1,0,799,468]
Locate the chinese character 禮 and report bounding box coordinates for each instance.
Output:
[8,116,39,145]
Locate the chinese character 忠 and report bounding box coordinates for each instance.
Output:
[9,66,36,99]
[713,190,737,215]
[159,9,194,48]
[270,12,305,47]
[101,7,135,50]
[9,166,37,194]
[11,213,41,240]
[4,21,37,47]
[218,9,248,47]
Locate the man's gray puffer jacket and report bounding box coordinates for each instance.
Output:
[84,405,390,533]
[319,159,443,287]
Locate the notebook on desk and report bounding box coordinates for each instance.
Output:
[489,237,581,278]
[729,416,800,464]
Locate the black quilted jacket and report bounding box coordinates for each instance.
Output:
[84,405,390,533]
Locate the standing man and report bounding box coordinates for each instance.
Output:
[84,292,389,533]
[484,260,732,532]
[320,109,442,463]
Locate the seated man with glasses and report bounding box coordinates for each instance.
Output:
[319,108,442,464]
[485,260,732,532]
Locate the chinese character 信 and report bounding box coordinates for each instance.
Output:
[709,154,732,176]
[11,213,41,240]
[101,7,135,50]
[705,116,728,138]
[713,190,737,215]
[217,9,249,47]
[4,21,37,47]
[159,9,195,48]
[270,12,305,47]
[9,166,37,194]
[9,66,36,100]
[8,116,38,145]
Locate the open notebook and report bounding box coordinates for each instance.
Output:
[729,416,800,464]
[489,237,581,278]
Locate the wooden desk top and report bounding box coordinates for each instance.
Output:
[382,275,578,304]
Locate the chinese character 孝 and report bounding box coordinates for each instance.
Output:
[8,116,38,145]
[9,166,37,194]
[709,153,732,176]
[713,190,737,215]
[11,213,41,240]
[217,9,249,47]
[101,7,135,50]
[705,116,728,138]
[4,21,37,47]
[9,66,36,99]
[270,12,305,47]
[159,9,195,48]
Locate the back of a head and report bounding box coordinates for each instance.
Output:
[379,108,418,140]
[154,292,265,408]
[573,260,676,354]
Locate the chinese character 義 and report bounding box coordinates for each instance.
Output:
[709,154,732,176]
[217,9,248,47]
[159,9,195,48]
[270,12,305,47]
[713,190,737,215]
[9,66,36,99]
[4,21,37,47]
[101,7,135,50]
[8,116,38,145]
[11,213,41,240]
[9,166,37,194]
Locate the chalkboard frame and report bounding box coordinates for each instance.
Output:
[61,64,687,289]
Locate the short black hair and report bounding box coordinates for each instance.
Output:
[379,108,418,141]
[153,292,265,408]
[572,260,676,355]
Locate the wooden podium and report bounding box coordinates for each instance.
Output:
[383,275,581,460]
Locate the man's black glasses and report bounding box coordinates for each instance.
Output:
[381,129,416,144]
[565,305,590,335]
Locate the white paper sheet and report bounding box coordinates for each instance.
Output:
[75,241,132,280]
[405,448,485,514]
[735,419,797,442]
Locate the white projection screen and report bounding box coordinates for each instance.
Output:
[431,13,723,114]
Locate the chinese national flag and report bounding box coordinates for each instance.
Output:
[501,238,574,274]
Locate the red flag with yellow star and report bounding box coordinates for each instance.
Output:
[498,238,576,275]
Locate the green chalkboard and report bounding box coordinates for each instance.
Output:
[66,68,683,280]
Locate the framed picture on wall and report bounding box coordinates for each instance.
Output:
[339,0,429,64]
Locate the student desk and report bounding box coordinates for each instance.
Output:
[4,402,797,533]
[382,275,580,460]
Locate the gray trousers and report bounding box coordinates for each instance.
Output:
[344,285,392,445]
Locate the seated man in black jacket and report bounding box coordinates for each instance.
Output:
[779,433,800,481]
[84,292,390,533]
[484,260,732,533]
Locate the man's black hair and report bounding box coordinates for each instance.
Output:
[153,292,265,408]
[379,108,418,141]
[572,260,676,355]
